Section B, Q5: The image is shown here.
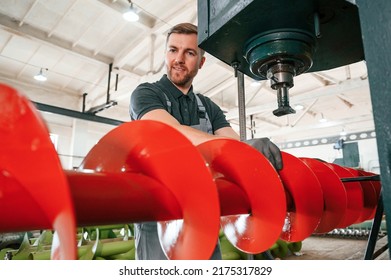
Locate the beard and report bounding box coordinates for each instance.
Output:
[167,64,198,88]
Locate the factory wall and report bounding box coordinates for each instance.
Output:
[283,137,379,173]
[41,112,380,175]
[43,115,116,170]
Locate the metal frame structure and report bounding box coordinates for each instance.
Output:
[227,0,390,259]
[356,0,391,258]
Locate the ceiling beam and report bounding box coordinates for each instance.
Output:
[204,76,236,98]
[47,0,79,38]
[0,12,112,65]
[18,0,39,27]
[311,72,338,85]
[93,21,127,56]
[253,115,283,128]
[113,1,195,67]
[0,11,143,105]
[0,76,79,109]
[245,81,267,105]
[290,98,318,127]
[225,76,369,120]
[72,10,107,48]
[97,0,156,30]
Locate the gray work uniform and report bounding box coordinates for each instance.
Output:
[132,80,222,260]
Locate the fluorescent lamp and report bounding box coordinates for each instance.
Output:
[123,3,139,22]
[319,113,327,123]
[34,68,47,81]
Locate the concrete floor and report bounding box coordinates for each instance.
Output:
[284,235,389,260]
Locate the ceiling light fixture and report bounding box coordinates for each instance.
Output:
[34,68,48,82]
[123,1,139,22]
[319,113,327,123]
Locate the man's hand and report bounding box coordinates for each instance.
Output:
[243,138,283,170]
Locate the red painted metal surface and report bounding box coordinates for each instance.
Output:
[278,152,324,242]
[216,178,250,216]
[0,84,382,260]
[0,84,77,260]
[358,170,382,199]
[67,171,257,225]
[66,171,182,225]
[197,139,286,254]
[344,167,378,222]
[79,120,220,260]
[325,163,364,228]
[356,169,381,220]
[300,158,347,233]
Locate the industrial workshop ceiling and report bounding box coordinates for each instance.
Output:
[0,0,374,144]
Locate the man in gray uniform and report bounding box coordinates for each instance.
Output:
[130,23,282,260]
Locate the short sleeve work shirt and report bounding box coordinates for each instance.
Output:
[130,74,231,133]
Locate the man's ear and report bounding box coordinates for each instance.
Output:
[199,56,206,69]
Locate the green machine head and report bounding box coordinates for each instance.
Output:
[198,0,364,116]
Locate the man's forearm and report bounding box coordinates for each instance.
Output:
[140,109,239,146]
[171,123,229,146]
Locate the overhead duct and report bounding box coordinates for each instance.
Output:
[34,102,123,126]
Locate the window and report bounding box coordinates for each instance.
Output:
[49,133,58,151]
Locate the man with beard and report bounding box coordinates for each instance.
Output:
[130,23,282,260]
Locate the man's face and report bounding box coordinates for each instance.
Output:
[165,33,205,91]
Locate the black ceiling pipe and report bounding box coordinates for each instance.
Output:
[33,102,124,126]
[107,63,113,104]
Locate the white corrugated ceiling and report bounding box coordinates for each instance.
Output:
[0,0,374,144]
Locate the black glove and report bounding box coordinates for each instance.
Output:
[243,138,283,170]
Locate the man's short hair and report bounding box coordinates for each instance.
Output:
[166,23,205,57]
